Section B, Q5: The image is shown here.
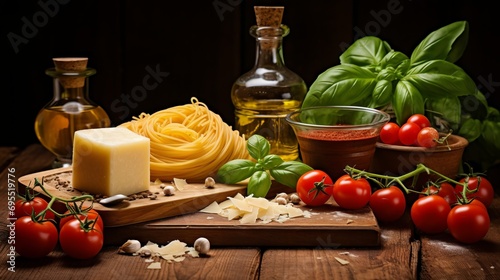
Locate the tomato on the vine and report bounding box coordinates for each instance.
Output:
[420,182,457,206]
[380,122,400,145]
[455,176,494,207]
[59,209,104,231]
[398,122,421,146]
[332,175,371,210]
[15,216,58,258]
[447,202,490,244]
[416,127,440,148]
[59,219,104,259]
[369,186,406,223]
[411,195,451,234]
[296,170,333,206]
[406,113,431,129]
[14,196,55,220]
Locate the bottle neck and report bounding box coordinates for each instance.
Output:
[46,68,95,104]
[251,25,289,69]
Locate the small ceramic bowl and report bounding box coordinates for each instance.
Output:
[370,134,469,188]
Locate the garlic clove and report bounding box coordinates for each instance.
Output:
[205,177,215,189]
[194,237,210,255]
[163,185,176,196]
[118,239,141,254]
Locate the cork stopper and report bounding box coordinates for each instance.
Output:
[53,57,88,88]
[254,6,284,27]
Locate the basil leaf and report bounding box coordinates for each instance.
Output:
[270,161,313,188]
[302,64,377,108]
[216,159,256,184]
[258,154,284,170]
[393,80,425,124]
[458,118,481,142]
[247,134,269,160]
[247,170,272,197]
[487,106,500,122]
[426,96,461,131]
[405,60,476,99]
[410,21,469,66]
[340,36,391,67]
[380,50,409,71]
[460,90,489,120]
[480,120,500,156]
[369,79,393,108]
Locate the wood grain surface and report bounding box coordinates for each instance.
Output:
[1,144,499,280]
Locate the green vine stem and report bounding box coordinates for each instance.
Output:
[28,177,95,221]
[344,163,472,204]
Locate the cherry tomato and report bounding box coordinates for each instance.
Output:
[406,114,431,129]
[447,202,490,244]
[380,122,400,145]
[59,209,104,231]
[369,186,406,223]
[296,170,333,206]
[469,198,487,210]
[59,219,104,259]
[420,182,457,206]
[14,196,55,220]
[15,216,58,258]
[455,176,494,207]
[398,122,421,146]
[416,127,439,148]
[411,195,451,234]
[332,175,371,210]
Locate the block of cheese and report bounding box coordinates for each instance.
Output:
[72,127,150,197]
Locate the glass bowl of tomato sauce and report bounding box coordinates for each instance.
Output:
[286,106,390,180]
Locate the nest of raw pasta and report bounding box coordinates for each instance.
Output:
[119,97,249,181]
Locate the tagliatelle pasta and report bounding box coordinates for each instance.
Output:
[119,97,249,181]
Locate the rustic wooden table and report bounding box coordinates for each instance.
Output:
[1,144,499,280]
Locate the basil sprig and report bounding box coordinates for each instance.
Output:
[303,20,500,169]
[216,134,313,197]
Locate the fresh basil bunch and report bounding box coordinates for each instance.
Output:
[216,134,313,197]
[303,21,500,169]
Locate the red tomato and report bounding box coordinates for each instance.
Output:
[332,175,372,210]
[469,198,487,210]
[447,202,490,244]
[59,219,104,259]
[416,127,439,148]
[420,182,457,206]
[455,176,494,207]
[59,209,104,231]
[15,216,58,258]
[398,122,421,146]
[406,114,431,129]
[411,195,451,234]
[14,196,55,220]
[296,170,333,206]
[380,122,400,145]
[369,186,406,223]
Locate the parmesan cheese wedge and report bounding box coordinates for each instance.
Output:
[72,127,150,196]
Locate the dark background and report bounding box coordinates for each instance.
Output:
[2,0,499,148]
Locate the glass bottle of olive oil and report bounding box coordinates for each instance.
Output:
[34,58,110,168]
[231,6,307,161]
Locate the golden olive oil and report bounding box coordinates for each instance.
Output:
[34,105,110,164]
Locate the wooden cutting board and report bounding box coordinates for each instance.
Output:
[18,167,248,227]
[104,202,381,247]
[18,167,381,247]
